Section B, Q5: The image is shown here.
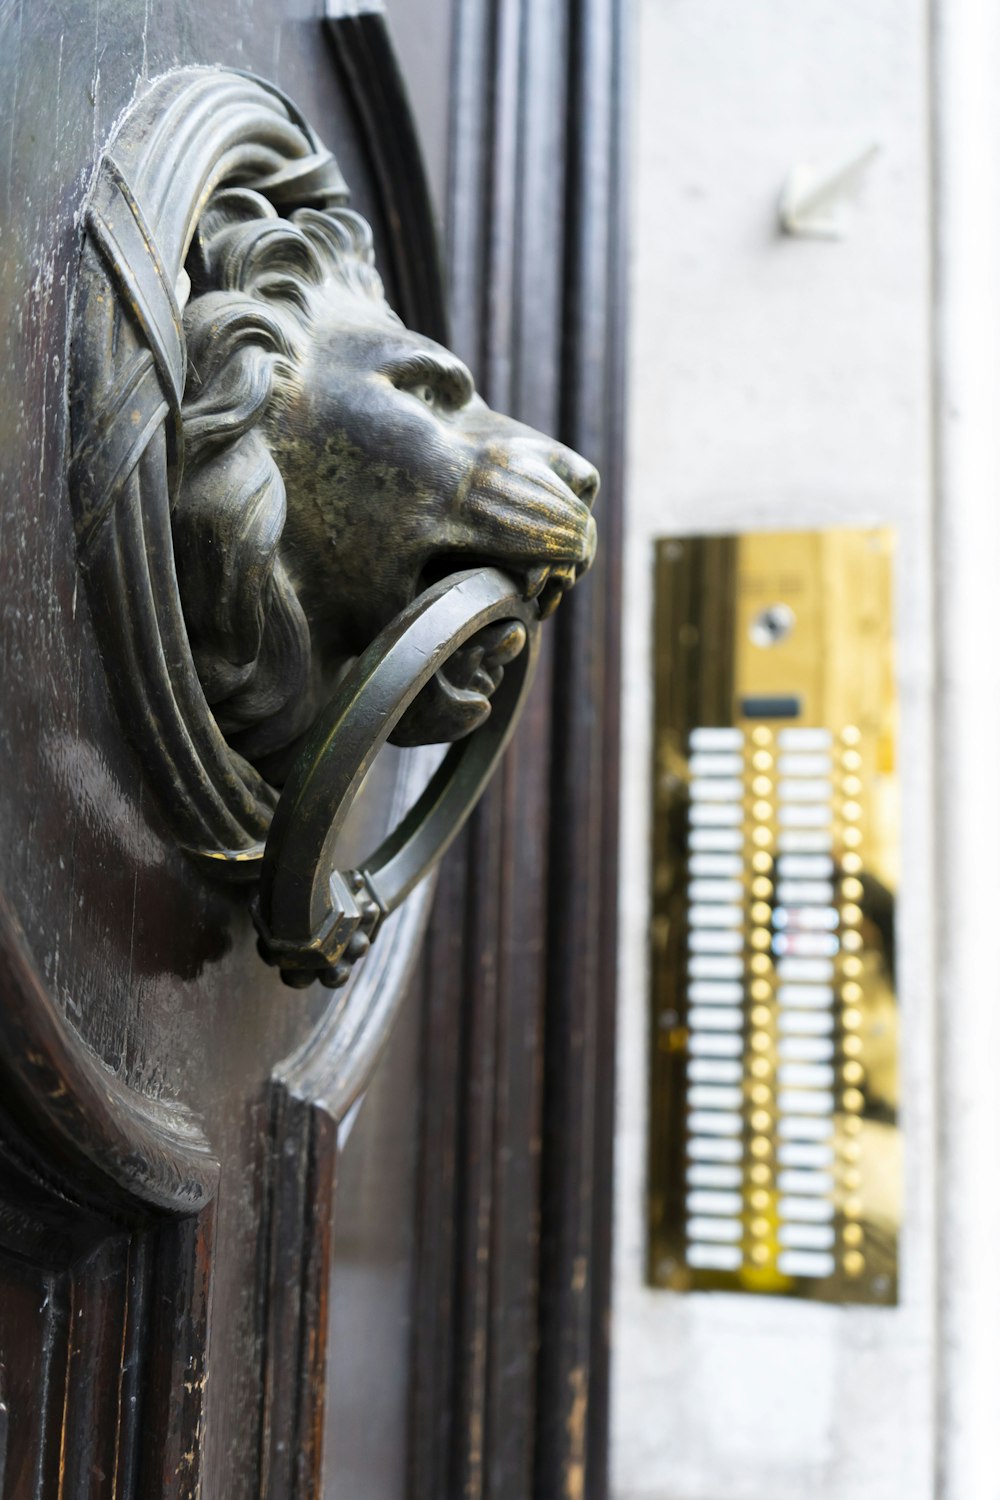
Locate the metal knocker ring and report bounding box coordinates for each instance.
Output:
[252,569,541,989]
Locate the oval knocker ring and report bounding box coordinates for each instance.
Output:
[252,569,540,989]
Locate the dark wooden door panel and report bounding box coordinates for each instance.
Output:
[0,5,436,1492]
[0,1,625,1494]
[323,984,422,1500]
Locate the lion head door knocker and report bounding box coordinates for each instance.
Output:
[69,68,598,989]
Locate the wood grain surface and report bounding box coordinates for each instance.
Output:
[0,0,625,1493]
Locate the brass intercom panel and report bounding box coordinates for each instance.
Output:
[648,529,899,1305]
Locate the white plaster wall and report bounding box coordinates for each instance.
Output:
[612,4,938,1497]
[931,4,1000,1497]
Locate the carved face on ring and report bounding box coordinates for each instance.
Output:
[174,193,598,782]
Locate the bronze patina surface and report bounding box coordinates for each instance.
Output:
[69,66,598,983]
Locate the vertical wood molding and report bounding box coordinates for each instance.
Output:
[539,2,627,1493]
[410,2,626,1496]
[324,3,449,344]
[257,876,436,1499]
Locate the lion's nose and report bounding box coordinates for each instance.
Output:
[549,443,600,509]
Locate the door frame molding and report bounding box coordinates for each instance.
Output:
[409,2,627,1495]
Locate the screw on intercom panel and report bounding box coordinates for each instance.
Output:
[749,603,795,647]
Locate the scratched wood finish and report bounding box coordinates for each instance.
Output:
[0,2,424,1493]
[0,0,625,1495]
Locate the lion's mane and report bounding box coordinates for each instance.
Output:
[174,188,395,766]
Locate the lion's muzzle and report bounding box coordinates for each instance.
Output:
[458,433,599,618]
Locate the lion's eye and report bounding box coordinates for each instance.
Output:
[391,361,473,413]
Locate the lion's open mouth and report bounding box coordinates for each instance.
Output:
[522,561,583,618]
[418,551,582,621]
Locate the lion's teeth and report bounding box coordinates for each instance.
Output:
[538,585,565,620]
[524,565,550,599]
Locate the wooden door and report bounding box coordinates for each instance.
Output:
[0,2,625,1496]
